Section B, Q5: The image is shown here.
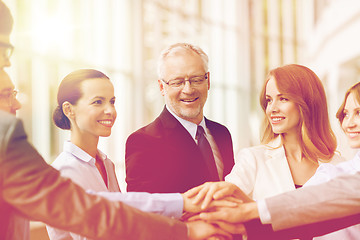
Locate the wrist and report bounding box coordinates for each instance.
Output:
[244,202,259,221]
[181,193,187,212]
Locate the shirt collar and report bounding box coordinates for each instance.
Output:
[166,105,206,141]
[354,150,360,168]
[63,141,107,164]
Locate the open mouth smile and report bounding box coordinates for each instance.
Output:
[98,120,113,127]
[347,132,360,138]
[270,116,285,123]
[181,97,199,103]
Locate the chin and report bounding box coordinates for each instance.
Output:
[349,142,360,149]
[272,129,283,134]
[100,132,112,137]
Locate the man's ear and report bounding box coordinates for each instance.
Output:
[158,79,165,96]
[62,101,74,119]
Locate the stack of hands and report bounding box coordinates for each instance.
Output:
[183,181,258,240]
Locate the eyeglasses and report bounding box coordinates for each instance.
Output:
[0,89,18,106]
[0,42,14,60]
[162,73,208,88]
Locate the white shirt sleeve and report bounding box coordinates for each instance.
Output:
[257,199,272,224]
[88,190,184,219]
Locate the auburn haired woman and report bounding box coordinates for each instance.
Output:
[225,64,343,200]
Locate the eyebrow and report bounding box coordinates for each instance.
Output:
[91,96,115,100]
[91,96,105,100]
[170,74,205,79]
[265,93,284,98]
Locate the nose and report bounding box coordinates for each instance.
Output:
[267,100,279,113]
[343,114,356,129]
[104,103,116,115]
[181,80,195,93]
[10,98,21,114]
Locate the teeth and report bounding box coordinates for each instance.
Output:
[182,98,196,102]
[348,132,360,137]
[272,117,283,122]
[99,120,112,125]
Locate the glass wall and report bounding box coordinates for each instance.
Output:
[5,0,310,191]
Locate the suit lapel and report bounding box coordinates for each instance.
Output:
[158,107,219,181]
[265,137,296,190]
[158,106,198,152]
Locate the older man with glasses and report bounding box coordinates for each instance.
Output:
[125,43,235,194]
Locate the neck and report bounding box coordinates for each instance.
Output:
[282,133,302,162]
[70,133,99,158]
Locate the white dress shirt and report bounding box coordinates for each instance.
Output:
[47,141,183,240]
[47,141,120,240]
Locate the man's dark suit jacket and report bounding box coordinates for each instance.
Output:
[126,106,235,193]
[0,110,187,240]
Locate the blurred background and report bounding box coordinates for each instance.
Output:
[4,0,360,193]
[5,0,360,238]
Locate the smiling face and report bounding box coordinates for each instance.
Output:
[158,49,209,125]
[341,92,360,148]
[265,77,301,137]
[69,78,116,141]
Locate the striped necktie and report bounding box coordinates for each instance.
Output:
[196,125,219,180]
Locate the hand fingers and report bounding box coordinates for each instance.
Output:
[209,224,233,240]
[210,199,238,208]
[200,210,228,222]
[212,182,241,200]
[213,186,234,200]
[192,183,212,205]
[212,221,246,235]
[207,236,231,240]
[199,207,242,223]
[186,214,202,222]
[181,212,198,221]
[223,196,243,204]
[201,184,218,209]
[196,182,241,209]
[184,184,203,198]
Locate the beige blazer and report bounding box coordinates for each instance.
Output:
[266,171,360,231]
[225,137,344,200]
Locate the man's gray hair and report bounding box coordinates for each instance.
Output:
[157,43,209,79]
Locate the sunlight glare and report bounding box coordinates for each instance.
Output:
[31,12,72,55]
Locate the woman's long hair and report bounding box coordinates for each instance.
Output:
[259,64,337,162]
[336,81,360,124]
